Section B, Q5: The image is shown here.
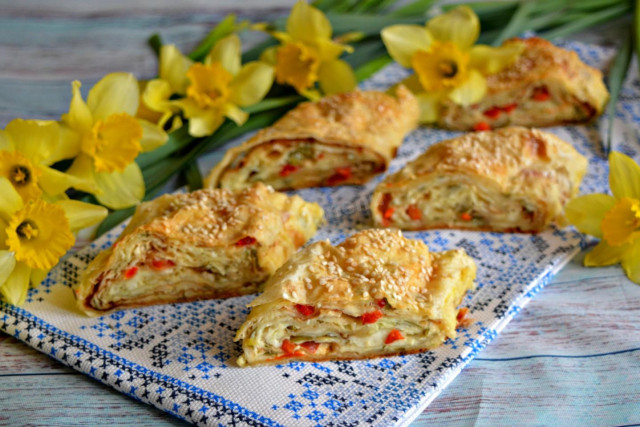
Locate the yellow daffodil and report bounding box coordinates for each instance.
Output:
[138,44,193,131]
[60,73,168,209]
[0,177,107,305]
[566,152,640,284]
[173,34,275,137]
[260,0,356,99]
[381,6,523,122]
[0,119,91,202]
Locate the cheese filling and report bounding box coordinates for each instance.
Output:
[219,139,384,190]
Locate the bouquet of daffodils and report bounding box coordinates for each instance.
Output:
[0,0,637,305]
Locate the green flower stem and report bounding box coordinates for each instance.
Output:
[635,0,640,79]
[135,126,193,170]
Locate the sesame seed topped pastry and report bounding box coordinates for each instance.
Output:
[234,229,476,366]
[371,127,587,233]
[74,183,324,316]
[438,37,609,131]
[204,86,419,191]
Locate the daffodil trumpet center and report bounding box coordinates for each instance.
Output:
[275,42,320,93]
[186,62,233,110]
[16,220,38,240]
[601,197,640,247]
[9,165,31,186]
[411,41,469,92]
[82,113,143,173]
[5,199,74,271]
[0,150,42,201]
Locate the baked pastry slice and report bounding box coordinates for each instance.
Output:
[438,37,609,130]
[205,87,418,191]
[371,127,587,232]
[235,229,476,366]
[75,183,324,316]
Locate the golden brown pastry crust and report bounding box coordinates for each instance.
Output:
[371,127,587,232]
[204,86,419,190]
[439,37,609,130]
[235,229,477,366]
[74,183,324,316]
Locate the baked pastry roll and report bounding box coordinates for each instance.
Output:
[235,229,476,366]
[371,127,587,232]
[438,37,608,130]
[75,183,324,316]
[205,87,419,191]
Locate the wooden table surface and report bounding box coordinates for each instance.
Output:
[1,1,639,426]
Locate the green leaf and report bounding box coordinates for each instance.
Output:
[390,0,435,18]
[636,0,640,79]
[135,125,194,170]
[492,1,537,46]
[355,54,392,81]
[325,13,422,37]
[183,160,203,191]
[604,31,633,156]
[242,95,303,114]
[96,206,136,237]
[147,33,163,58]
[540,2,631,40]
[188,14,237,62]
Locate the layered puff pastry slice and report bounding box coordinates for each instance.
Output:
[438,37,609,131]
[75,183,324,316]
[205,87,419,191]
[371,127,587,233]
[235,229,476,366]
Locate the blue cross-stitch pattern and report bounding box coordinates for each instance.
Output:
[2,40,639,427]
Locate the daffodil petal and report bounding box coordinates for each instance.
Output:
[87,72,139,121]
[206,34,241,76]
[6,119,59,165]
[160,45,193,94]
[56,200,108,232]
[224,103,249,126]
[229,61,275,107]
[416,91,444,123]
[142,79,173,113]
[48,124,81,164]
[300,88,322,101]
[317,59,357,96]
[38,166,92,197]
[93,162,144,209]
[0,129,15,151]
[0,177,23,221]
[287,0,331,44]
[609,151,640,200]
[65,155,99,196]
[565,193,616,239]
[426,5,479,50]
[620,239,640,284]
[260,46,278,65]
[447,69,487,106]
[381,25,433,68]
[0,261,29,305]
[469,43,524,75]
[30,268,49,288]
[176,99,226,138]
[138,119,168,152]
[0,251,17,291]
[313,38,350,62]
[584,240,627,267]
[61,80,93,133]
